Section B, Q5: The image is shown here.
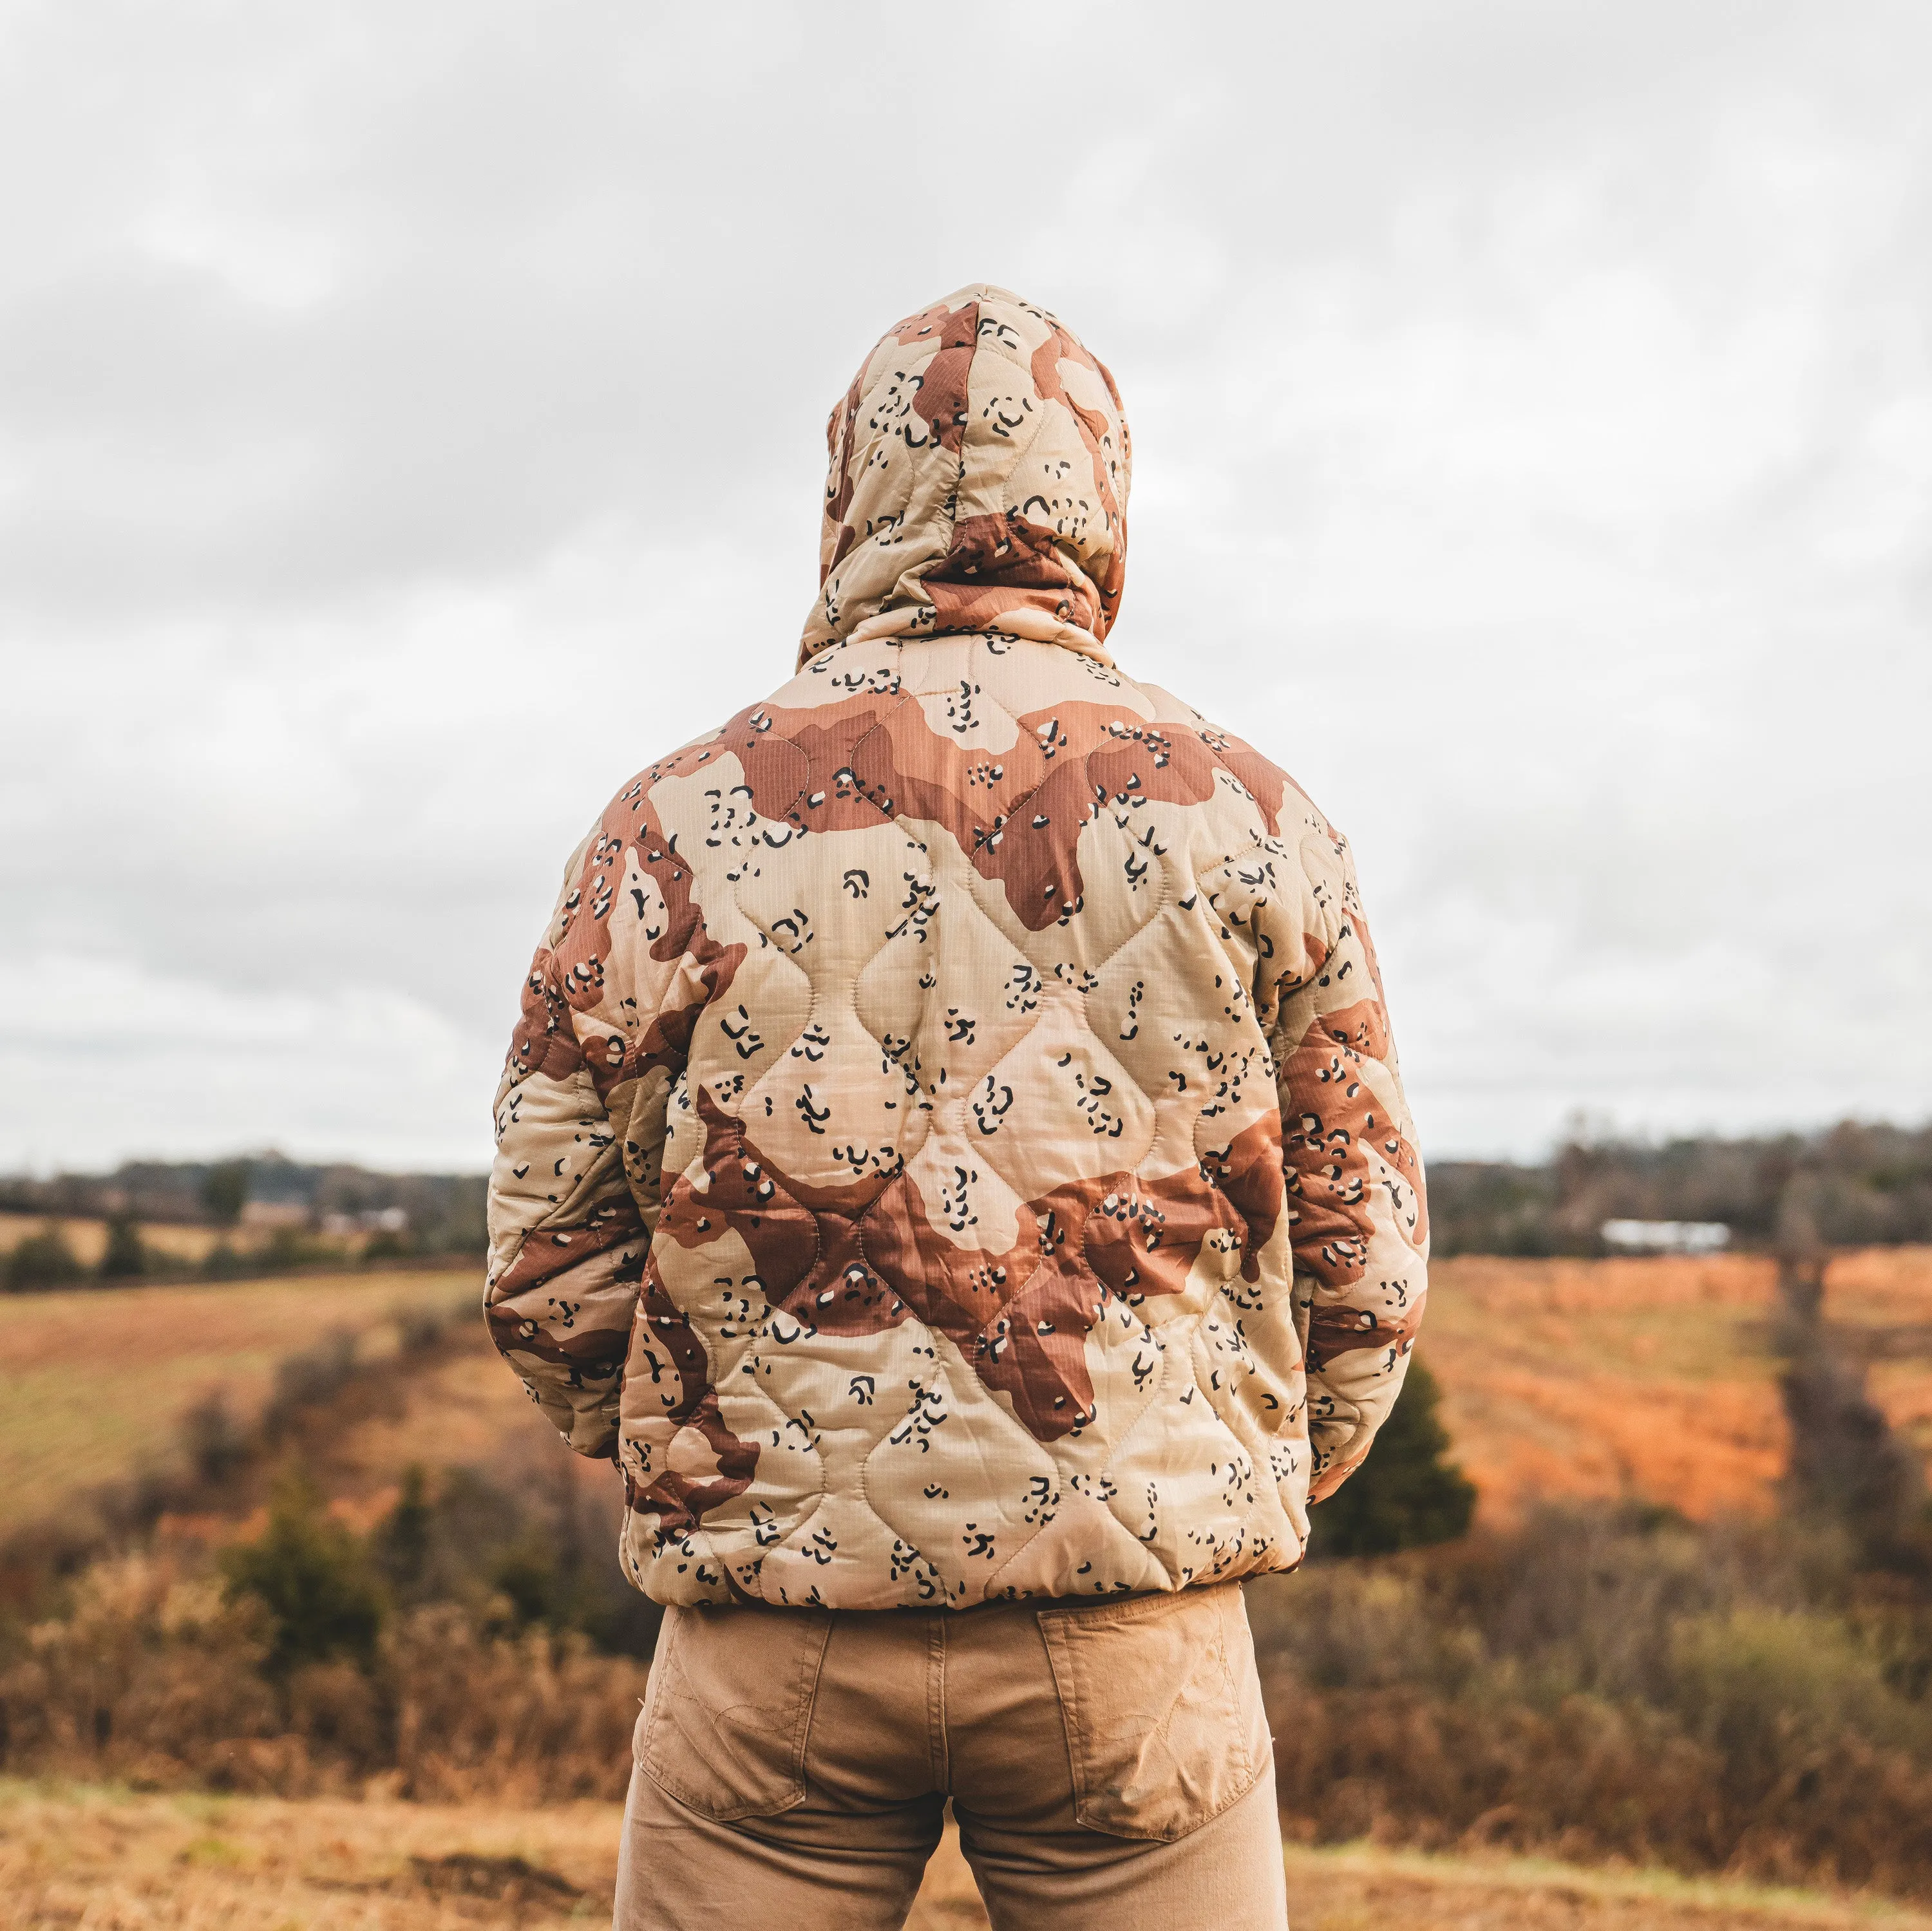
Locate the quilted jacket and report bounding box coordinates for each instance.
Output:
[484,285,1428,1610]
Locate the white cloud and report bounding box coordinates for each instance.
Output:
[0,0,1927,1169]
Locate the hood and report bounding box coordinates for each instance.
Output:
[799,284,1131,670]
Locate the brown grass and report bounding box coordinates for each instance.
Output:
[1426,1248,1932,1521]
[314,1344,614,1532]
[1,1555,646,1804]
[0,1271,476,1538]
[1275,1842,1932,1930]
[5,1784,1927,1931]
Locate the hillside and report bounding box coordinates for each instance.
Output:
[5,1250,1931,1548]
[0,1271,478,1542]
[1428,1247,1932,1520]
[8,1252,1932,1915]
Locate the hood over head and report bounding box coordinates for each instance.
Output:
[799,285,1130,670]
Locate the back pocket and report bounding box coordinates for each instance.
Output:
[1037,1584,1269,1842]
[637,1603,833,1822]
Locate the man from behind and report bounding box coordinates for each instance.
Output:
[484,284,1428,1930]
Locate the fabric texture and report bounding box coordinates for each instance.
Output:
[612,1585,1289,1931]
[484,283,1428,1611]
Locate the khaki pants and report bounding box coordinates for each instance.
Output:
[614,1581,1288,1931]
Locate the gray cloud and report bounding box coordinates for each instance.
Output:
[1,0,1927,1169]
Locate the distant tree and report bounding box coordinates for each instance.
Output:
[201,1160,251,1227]
[4,1225,86,1291]
[1775,1179,1927,1566]
[220,1470,386,1679]
[99,1212,147,1279]
[256,1223,328,1273]
[179,1391,251,1487]
[1311,1355,1477,1558]
[361,1227,415,1265]
[372,1464,433,1597]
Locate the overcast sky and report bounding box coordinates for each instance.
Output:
[1,0,1927,1173]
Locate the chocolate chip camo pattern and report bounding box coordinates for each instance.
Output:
[485,285,1427,1609]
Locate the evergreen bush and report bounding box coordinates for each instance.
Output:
[1311,1355,1477,1558]
[218,1471,386,1679]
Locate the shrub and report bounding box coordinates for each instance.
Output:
[201,1160,250,1227]
[0,1551,644,1800]
[392,1297,455,1354]
[260,1225,334,1272]
[179,1393,251,1487]
[1668,1605,1932,1767]
[218,1473,386,1681]
[1311,1355,1477,1558]
[1249,1505,1932,1897]
[260,1330,359,1438]
[372,1464,433,1595]
[0,1554,278,1780]
[385,1607,646,1802]
[370,1463,661,1659]
[4,1226,85,1291]
[98,1213,147,1279]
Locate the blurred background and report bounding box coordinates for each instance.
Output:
[1,6,1930,1928]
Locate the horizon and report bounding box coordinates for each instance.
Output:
[5,1108,1930,1187]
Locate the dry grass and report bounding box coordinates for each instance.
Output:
[5,1784,1929,1931]
[8,1255,1932,1924]
[0,1782,622,1930]
[1275,1842,1932,1930]
[1425,1248,1932,1521]
[317,1347,614,1531]
[2,1556,647,1803]
[0,1272,476,1538]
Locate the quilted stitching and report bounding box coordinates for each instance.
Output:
[484,287,1428,1608]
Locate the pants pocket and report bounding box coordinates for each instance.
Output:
[1037,1583,1270,1843]
[636,1602,833,1822]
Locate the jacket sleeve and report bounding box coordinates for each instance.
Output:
[1262,828,1429,1502]
[482,824,678,1459]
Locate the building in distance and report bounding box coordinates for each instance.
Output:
[1601,1219,1731,1256]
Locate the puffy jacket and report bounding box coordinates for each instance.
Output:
[484,285,1428,1610]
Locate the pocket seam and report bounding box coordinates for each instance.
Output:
[634,1604,683,1771]
[1040,1585,1264,1844]
[784,1612,834,1809]
[638,1608,832,1823]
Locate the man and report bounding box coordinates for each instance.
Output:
[484,285,1427,1931]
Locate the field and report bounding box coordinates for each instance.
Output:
[8,1248,1930,1547]
[0,1271,479,1539]
[1426,1247,1932,1520]
[8,1783,1932,1931]
[8,1251,1932,1924]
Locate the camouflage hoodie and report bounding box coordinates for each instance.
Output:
[485,285,1428,1609]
